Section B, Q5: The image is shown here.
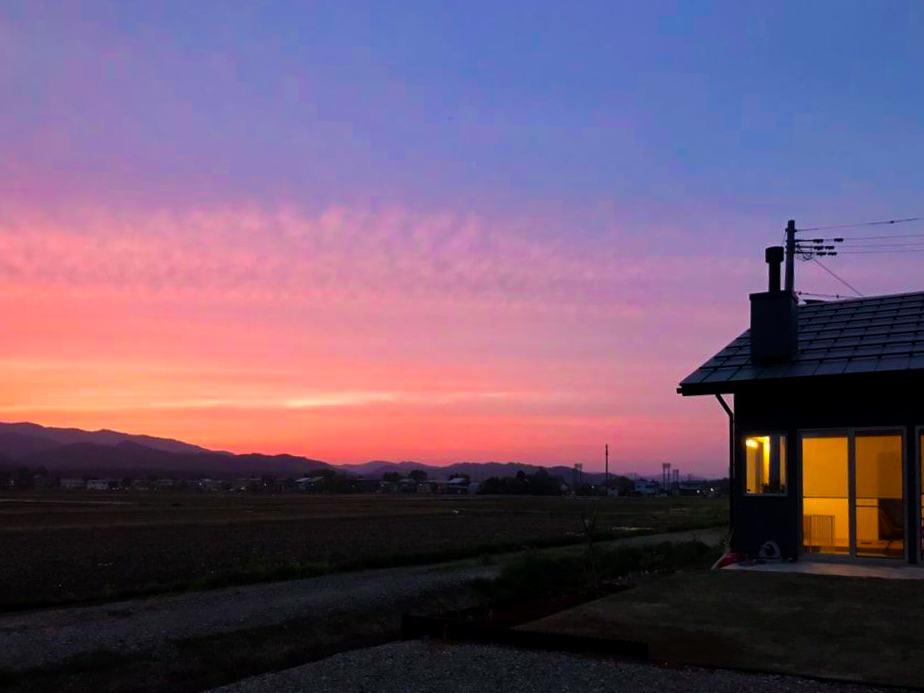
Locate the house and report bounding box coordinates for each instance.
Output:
[445,477,471,494]
[679,242,924,564]
[87,479,120,491]
[295,476,323,491]
[60,478,86,490]
[633,479,661,496]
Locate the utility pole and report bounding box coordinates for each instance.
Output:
[605,444,609,489]
[784,219,796,293]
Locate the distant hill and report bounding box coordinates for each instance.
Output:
[0,422,330,478]
[0,422,219,457]
[9,441,331,479]
[0,421,636,481]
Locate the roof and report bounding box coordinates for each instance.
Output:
[679,290,924,395]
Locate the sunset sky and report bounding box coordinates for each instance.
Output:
[2,2,923,474]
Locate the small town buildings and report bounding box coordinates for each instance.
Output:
[86,479,120,491]
[60,478,86,490]
[680,242,924,564]
[633,480,661,496]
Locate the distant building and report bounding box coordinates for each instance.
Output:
[633,480,661,496]
[60,478,86,490]
[87,479,119,491]
[445,477,470,494]
[295,476,323,491]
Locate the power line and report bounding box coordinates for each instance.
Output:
[799,216,924,232]
[812,258,863,297]
[836,241,924,248]
[838,248,924,255]
[837,232,924,242]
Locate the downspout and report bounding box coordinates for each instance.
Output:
[715,394,734,542]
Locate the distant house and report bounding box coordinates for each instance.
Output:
[633,480,661,496]
[60,478,86,490]
[445,477,470,494]
[295,477,320,491]
[679,241,924,563]
[87,479,119,491]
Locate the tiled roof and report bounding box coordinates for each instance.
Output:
[679,291,924,394]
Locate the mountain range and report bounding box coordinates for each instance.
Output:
[0,422,329,478]
[0,421,614,481]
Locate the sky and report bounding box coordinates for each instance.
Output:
[2,1,923,475]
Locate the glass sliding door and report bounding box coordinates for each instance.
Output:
[802,433,850,555]
[854,432,903,558]
[802,429,905,559]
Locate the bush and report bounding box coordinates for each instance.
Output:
[476,540,721,604]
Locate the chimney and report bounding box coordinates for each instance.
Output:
[749,246,798,363]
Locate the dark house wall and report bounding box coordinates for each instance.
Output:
[731,371,924,561]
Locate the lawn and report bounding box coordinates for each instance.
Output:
[526,569,924,688]
[0,493,726,610]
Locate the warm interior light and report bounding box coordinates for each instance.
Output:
[746,439,760,449]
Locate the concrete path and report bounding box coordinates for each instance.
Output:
[0,527,723,672]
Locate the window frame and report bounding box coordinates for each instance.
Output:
[741,431,789,497]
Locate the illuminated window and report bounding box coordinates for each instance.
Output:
[745,434,786,495]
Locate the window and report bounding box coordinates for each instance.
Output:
[745,434,786,495]
[802,429,903,558]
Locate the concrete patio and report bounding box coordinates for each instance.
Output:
[724,560,924,580]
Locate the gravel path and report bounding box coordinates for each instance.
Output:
[0,527,722,672]
[0,562,495,671]
[208,641,908,693]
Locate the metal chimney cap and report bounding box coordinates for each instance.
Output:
[765,246,784,263]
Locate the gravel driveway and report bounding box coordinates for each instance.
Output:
[0,562,496,671]
[208,641,909,693]
[0,527,722,673]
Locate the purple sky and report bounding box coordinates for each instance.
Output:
[1,2,923,474]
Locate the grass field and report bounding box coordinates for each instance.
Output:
[0,492,726,610]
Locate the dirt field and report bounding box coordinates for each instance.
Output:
[0,493,725,610]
